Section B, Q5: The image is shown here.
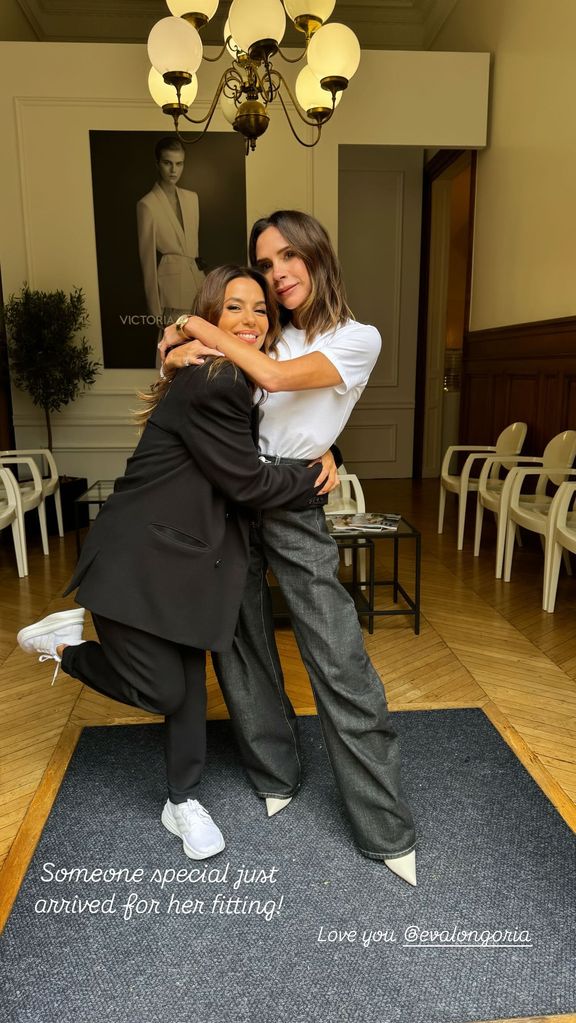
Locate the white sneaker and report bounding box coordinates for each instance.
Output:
[161,799,225,860]
[17,608,86,684]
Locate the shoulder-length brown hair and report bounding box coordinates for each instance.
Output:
[135,265,279,428]
[248,209,353,344]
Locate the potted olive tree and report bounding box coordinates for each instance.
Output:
[4,285,101,531]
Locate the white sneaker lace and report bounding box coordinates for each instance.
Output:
[39,655,61,686]
[181,799,210,820]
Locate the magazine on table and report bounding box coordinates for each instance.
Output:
[326,512,402,533]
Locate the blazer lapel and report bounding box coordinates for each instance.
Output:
[152,183,186,251]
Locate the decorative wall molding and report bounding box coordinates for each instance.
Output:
[341,422,398,463]
[46,444,137,453]
[461,316,576,455]
[15,96,168,110]
[463,316,576,356]
[16,0,461,50]
[13,417,135,428]
[389,170,404,389]
[357,400,416,411]
[85,388,151,397]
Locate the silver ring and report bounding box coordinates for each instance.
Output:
[184,357,190,367]
[157,341,163,349]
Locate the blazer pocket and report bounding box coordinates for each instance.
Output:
[150,523,213,551]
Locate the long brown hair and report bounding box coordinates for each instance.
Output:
[248,209,353,344]
[135,265,279,427]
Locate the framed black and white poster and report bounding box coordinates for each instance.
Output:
[89,131,247,369]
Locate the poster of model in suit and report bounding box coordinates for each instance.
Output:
[89,131,247,369]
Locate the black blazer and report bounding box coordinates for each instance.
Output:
[65,363,322,651]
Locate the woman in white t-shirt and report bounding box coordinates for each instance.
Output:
[162,210,417,886]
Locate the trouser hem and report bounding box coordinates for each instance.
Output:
[359,842,416,862]
[168,785,202,804]
[61,644,79,677]
[256,784,300,799]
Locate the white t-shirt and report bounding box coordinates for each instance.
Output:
[258,320,381,459]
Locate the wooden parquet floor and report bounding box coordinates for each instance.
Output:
[0,479,575,1023]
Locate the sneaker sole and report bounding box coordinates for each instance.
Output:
[161,806,226,860]
[17,609,85,647]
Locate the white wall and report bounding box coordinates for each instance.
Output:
[433,0,576,331]
[0,41,489,481]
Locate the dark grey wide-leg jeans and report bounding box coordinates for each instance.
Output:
[213,506,416,860]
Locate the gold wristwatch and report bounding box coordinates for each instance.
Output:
[174,314,190,340]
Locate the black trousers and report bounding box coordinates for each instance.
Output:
[62,614,207,803]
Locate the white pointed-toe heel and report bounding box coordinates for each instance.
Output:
[265,796,292,817]
[384,850,417,887]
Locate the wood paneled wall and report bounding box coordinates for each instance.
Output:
[460,317,576,452]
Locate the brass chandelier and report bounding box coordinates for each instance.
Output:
[147,0,361,153]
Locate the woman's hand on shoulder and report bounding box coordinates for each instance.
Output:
[307,449,341,495]
[163,339,220,374]
[157,320,186,362]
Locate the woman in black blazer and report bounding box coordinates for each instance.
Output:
[17,265,324,861]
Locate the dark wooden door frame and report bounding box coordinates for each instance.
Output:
[412,149,477,478]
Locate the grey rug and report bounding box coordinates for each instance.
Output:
[1,710,575,1023]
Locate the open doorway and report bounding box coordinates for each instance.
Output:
[413,150,476,478]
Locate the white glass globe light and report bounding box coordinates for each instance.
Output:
[229,0,286,53]
[147,17,203,76]
[167,0,218,18]
[284,0,335,24]
[307,23,361,83]
[295,65,341,112]
[220,92,239,125]
[148,67,198,107]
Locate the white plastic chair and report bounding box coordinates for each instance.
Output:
[326,469,367,580]
[543,482,576,612]
[0,454,49,558]
[474,430,576,578]
[438,422,527,550]
[326,469,366,517]
[475,455,539,578]
[502,430,576,585]
[0,449,63,538]
[0,466,28,576]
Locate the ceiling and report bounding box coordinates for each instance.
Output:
[13,0,461,49]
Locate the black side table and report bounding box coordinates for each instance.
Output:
[74,480,115,554]
[330,516,421,634]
